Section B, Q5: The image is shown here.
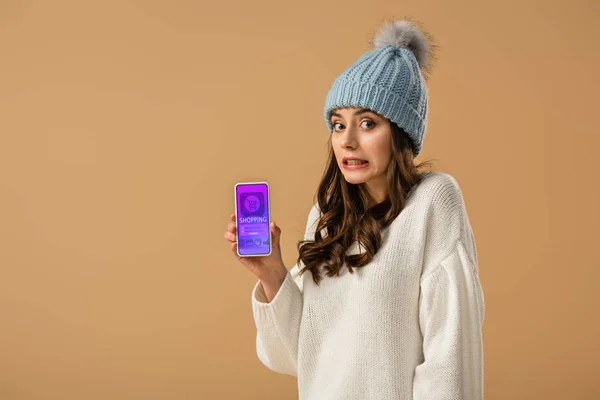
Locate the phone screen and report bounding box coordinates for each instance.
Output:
[234,182,271,257]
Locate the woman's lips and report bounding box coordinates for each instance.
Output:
[343,161,369,169]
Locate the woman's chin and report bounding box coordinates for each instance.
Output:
[342,174,368,184]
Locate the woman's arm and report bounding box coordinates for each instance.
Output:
[250,203,320,376]
[413,238,485,399]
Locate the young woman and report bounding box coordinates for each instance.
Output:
[224,17,485,400]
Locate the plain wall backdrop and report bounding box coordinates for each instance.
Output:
[1,0,599,399]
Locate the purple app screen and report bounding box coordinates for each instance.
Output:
[235,183,270,256]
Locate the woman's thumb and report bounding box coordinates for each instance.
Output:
[271,221,280,246]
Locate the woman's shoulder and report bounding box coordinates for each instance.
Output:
[410,171,478,279]
[410,170,471,231]
[411,171,466,205]
[412,170,474,244]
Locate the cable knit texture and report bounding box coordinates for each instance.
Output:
[251,171,485,399]
[323,45,429,157]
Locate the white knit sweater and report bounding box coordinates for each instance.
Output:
[251,171,485,399]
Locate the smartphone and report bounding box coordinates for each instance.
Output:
[234,181,271,257]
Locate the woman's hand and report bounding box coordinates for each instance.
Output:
[223,214,287,284]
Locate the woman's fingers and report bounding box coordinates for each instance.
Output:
[224,215,238,243]
[226,221,236,233]
[223,231,236,242]
[231,242,242,260]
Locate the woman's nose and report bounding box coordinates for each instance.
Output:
[343,141,356,149]
[340,128,358,148]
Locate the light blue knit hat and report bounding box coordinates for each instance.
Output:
[324,18,437,157]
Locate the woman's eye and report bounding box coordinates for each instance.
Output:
[361,120,375,129]
[332,120,374,131]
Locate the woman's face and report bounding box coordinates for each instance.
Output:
[330,107,393,201]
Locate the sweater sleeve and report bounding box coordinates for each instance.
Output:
[250,203,321,377]
[413,239,485,400]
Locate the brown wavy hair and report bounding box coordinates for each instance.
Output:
[295,121,436,285]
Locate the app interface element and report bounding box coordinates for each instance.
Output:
[235,183,270,256]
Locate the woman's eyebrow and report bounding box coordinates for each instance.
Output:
[331,108,374,118]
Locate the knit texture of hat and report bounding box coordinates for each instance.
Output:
[324,18,437,157]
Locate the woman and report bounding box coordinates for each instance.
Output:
[223,17,485,400]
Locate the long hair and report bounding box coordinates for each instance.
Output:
[296,122,436,286]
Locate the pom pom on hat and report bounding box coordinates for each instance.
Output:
[370,17,438,80]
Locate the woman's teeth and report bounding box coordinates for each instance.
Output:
[346,160,367,165]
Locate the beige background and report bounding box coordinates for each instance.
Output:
[1,0,599,399]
